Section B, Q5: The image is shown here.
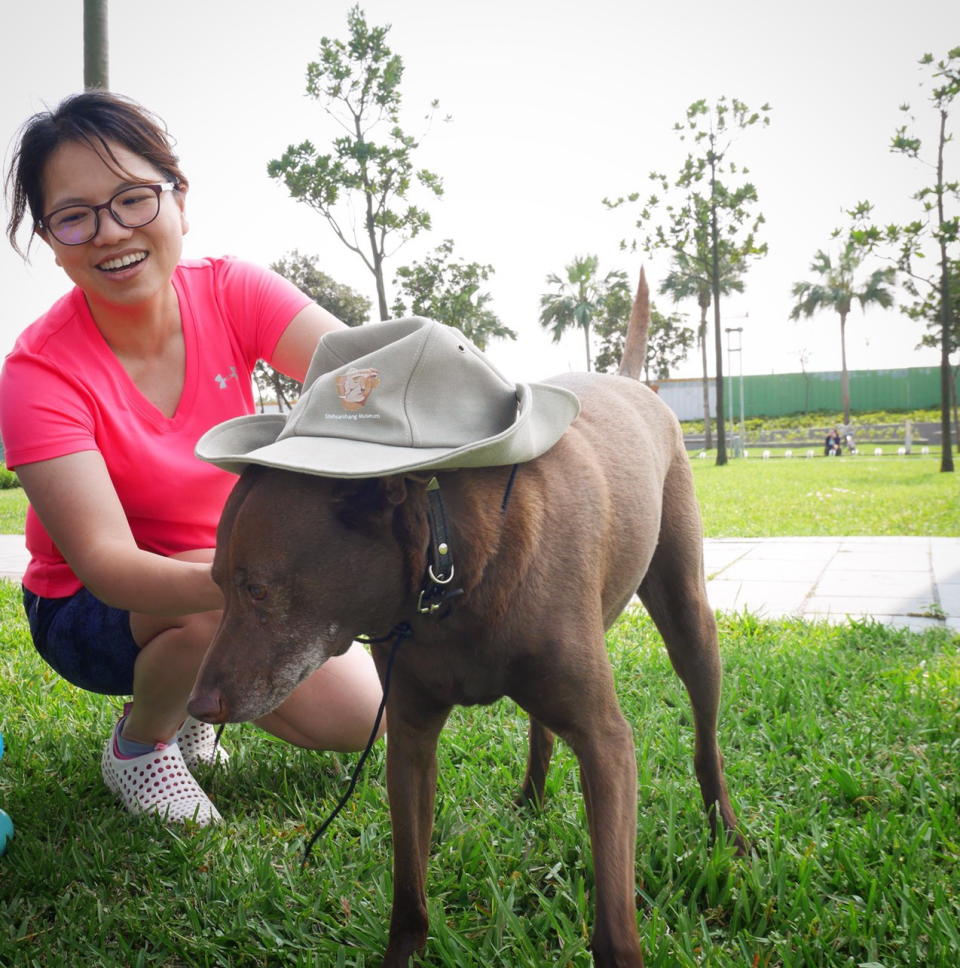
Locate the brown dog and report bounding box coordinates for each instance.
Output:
[188,273,744,967]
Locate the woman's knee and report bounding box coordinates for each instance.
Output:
[130,605,221,654]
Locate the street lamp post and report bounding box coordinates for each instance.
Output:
[725,326,744,456]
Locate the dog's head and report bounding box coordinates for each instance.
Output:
[188,466,428,724]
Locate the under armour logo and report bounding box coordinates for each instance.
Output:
[215,366,239,389]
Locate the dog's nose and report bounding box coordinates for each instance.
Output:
[187,691,227,724]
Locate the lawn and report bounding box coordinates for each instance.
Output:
[691,455,958,537]
[0,455,958,538]
[0,586,957,966]
[0,452,958,966]
[0,489,26,534]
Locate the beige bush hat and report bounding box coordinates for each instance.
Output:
[196,316,581,479]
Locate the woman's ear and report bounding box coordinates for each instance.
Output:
[35,225,59,263]
[175,186,189,236]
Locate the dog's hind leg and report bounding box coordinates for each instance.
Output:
[638,457,747,853]
[517,717,555,807]
[512,645,645,967]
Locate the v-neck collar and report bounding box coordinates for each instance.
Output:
[74,270,197,431]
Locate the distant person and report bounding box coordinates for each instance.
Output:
[824,428,842,456]
[844,430,857,455]
[0,92,384,826]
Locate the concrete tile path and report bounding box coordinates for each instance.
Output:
[2,533,959,633]
[704,536,960,632]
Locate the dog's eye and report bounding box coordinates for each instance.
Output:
[247,583,268,602]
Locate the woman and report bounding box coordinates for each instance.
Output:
[0,92,384,825]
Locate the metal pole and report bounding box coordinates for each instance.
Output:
[738,330,745,445]
[725,327,744,457]
[726,337,733,429]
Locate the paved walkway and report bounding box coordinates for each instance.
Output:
[704,536,960,632]
[1,533,958,633]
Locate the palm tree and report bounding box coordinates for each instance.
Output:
[661,250,744,450]
[539,255,624,371]
[790,243,896,424]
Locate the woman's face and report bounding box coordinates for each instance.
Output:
[38,138,188,313]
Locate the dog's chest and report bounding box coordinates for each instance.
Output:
[392,631,511,708]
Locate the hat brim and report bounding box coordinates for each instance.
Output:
[196,382,580,478]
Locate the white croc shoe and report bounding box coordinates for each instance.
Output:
[101,721,222,826]
[176,715,230,769]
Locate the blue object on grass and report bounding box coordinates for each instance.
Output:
[0,733,12,854]
[0,809,13,854]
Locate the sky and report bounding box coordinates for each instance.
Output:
[1,0,958,384]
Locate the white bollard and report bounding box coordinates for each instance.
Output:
[762,450,771,460]
[743,449,750,458]
[698,451,707,460]
[806,449,815,459]
[922,446,930,455]
[874,447,883,457]
[784,450,793,458]
[898,447,906,456]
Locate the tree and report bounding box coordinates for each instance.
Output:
[912,257,960,439]
[272,251,372,328]
[539,256,629,371]
[267,6,444,321]
[847,48,959,472]
[391,239,517,349]
[789,241,896,424]
[607,97,770,465]
[254,252,371,412]
[594,302,695,383]
[83,0,109,90]
[659,247,744,449]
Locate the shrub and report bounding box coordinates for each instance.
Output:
[0,464,21,489]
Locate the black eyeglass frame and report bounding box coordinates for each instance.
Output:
[38,182,177,245]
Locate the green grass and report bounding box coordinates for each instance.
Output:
[0,489,26,534]
[1,583,958,967]
[691,456,959,537]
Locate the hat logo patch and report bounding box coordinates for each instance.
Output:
[336,367,381,411]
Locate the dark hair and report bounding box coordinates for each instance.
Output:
[5,91,189,257]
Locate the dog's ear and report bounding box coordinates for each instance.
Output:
[382,472,438,506]
[382,476,409,506]
[330,478,395,530]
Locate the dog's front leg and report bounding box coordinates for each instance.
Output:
[574,708,644,968]
[379,692,451,968]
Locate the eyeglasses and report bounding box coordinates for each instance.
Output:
[39,182,176,245]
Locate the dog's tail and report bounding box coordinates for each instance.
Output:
[617,266,649,381]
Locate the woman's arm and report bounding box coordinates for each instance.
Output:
[16,451,224,615]
[268,302,347,382]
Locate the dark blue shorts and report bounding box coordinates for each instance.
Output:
[22,585,140,696]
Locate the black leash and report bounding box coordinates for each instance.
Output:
[501,463,519,512]
[301,622,412,868]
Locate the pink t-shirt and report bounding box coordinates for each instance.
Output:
[0,257,311,597]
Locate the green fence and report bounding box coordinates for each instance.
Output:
[658,366,958,420]
[745,366,953,416]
